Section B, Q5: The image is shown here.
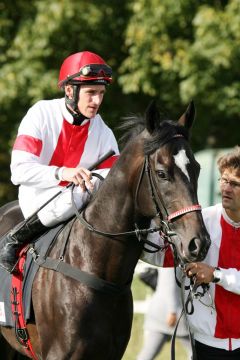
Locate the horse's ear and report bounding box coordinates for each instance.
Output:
[178,101,195,129]
[145,100,161,134]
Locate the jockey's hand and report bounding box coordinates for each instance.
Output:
[185,262,215,285]
[62,167,94,191]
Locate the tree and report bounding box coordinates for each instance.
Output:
[119,0,240,149]
[0,0,239,205]
[0,0,132,205]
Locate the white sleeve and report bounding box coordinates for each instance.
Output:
[218,268,240,294]
[91,125,119,177]
[11,160,60,188]
[10,103,61,188]
[99,127,119,158]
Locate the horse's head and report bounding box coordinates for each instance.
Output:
[134,101,211,263]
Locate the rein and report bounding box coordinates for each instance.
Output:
[71,151,202,254]
[70,172,164,252]
[144,155,201,224]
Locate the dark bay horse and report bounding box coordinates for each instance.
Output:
[0,101,210,359]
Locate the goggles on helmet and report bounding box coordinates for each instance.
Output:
[66,63,112,83]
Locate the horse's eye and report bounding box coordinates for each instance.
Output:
[156,170,167,179]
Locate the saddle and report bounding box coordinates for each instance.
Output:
[0,200,130,357]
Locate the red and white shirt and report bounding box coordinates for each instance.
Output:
[141,204,240,350]
[11,98,119,218]
[187,203,240,350]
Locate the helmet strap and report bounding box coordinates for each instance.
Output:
[65,84,80,112]
[65,85,90,125]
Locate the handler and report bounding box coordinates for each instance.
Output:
[186,146,240,359]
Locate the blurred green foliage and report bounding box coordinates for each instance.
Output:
[0,0,239,205]
[124,274,188,359]
[124,314,188,360]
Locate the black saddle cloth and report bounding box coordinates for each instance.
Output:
[0,201,66,327]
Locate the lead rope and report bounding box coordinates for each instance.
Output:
[181,271,197,360]
[171,269,197,360]
[171,265,214,360]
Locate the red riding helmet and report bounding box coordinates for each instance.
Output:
[58,51,112,88]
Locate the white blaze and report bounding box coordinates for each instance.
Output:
[173,149,190,181]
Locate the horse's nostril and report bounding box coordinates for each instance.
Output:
[188,237,201,255]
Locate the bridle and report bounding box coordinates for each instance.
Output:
[72,134,202,257]
[135,154,201,242]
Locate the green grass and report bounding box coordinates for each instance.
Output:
[122,274,188,360]
[131,275,154,299]
[123,313,188,360]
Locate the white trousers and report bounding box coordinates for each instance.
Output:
[137,329,191,360]
[20,170,108,227]
[37,185,92,227]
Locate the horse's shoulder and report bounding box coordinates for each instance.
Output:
[46,216,77,256]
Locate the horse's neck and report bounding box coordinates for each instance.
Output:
[86,152,142,232]
[68,146,144,283]
[80,168,142,282]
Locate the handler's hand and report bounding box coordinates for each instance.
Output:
[62,167,93,191]
[185,262,215,285]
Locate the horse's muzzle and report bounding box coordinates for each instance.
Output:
[179,235,211,263]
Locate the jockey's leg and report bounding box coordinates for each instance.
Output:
[0,172,106,273]
[0,214,48,273]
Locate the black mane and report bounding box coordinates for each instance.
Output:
[118,114,145,149]
[118,113,189,155]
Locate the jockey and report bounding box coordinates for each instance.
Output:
[0,51,119,273]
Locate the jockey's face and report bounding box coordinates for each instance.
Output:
[65,84,106,119]
[78,85,106,118]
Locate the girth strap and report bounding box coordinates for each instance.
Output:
[34,255,130,296]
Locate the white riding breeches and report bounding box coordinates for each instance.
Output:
[37,186,91,227]
[20,170,108,227]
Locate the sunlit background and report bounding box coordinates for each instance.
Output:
[0,1,239,359]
